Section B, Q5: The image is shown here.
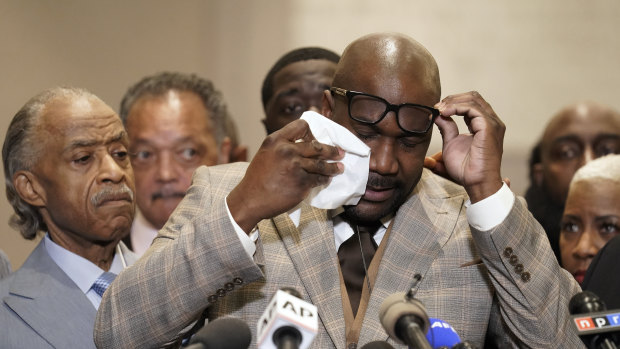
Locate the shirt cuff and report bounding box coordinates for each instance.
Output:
[224,196,257,257]
[465,182,515,231]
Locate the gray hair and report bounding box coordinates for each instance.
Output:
[570,154,620,187]
[120,72,229,147]
[2,86,95,239]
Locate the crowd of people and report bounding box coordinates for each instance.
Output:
[0,32,619,348]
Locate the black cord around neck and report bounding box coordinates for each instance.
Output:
[355,224,373,295]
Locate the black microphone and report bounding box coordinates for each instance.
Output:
[569,291,620,349]
[185,317,251,349]
[256,288,318,349]
[379,292,432,349]
[360,341,396,348]
[570,291,607,314]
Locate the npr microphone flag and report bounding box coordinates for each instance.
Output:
[257,289,318,349]
[572,310,620,335]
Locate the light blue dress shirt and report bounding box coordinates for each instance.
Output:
[43,234,126,309]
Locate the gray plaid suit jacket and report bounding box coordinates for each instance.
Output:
[95,162,584,348]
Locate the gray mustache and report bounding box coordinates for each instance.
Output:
[91,184,134,207]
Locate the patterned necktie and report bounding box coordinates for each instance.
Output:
[91,272,117,297]
[338,222,381,317]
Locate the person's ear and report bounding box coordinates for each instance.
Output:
[13,171,46,207]
[261,119,270,135]
[532,163,544,187]
[321,90,335,119]
[218,137,232,164]
[231,145,248,162]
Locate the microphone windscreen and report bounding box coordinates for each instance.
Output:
[425,318,461,349]
[569,291,607,314]
[379,292,430,342]
[360,340,396,349]
[189,317,251,349]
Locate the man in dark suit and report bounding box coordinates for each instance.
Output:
[96,33,582,348]
[0,87,137,348]
[583,235,620,310]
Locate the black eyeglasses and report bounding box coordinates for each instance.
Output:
[330,87,439,134]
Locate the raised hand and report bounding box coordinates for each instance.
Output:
[433,91,505,203]
[227,119,344,233]
[424,150,512,188]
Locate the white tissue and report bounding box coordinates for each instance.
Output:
[300,111,370,209]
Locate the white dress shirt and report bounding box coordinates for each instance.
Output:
[129,210,159,256]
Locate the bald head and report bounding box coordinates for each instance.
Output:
[333,33,441,102]
[537,101,620,204]
[542,102,620,145]
[321,33,442,225]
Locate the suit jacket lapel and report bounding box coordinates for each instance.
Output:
[358,172,464,344]
[3,241,97,348]
[270,201,346,349]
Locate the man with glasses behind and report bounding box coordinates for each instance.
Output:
[96,33,581,348]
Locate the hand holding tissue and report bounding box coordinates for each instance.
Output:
[300,111,370,209]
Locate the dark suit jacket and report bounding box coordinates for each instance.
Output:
[0,239,136,348]
[582,235,620,310]
[95,163,584,348]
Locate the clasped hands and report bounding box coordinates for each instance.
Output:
[227,91,505,234]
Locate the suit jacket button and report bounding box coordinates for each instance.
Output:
[217,288,226,297]
[225,282,235,291]
[503,247,513,257]
[208,295,218,303]
[509,255,519,265]
[521,271,531,282]
[514,264,524,274]
[233,277,243,285]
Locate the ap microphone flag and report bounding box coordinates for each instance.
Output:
[256,289,318,349]
[425,318,461,349]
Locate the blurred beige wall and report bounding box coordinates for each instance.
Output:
[1,1,619,268]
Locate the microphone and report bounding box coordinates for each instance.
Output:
[424,317,478,349]
[569,291,620,349]
[185,317,251,349]
[379,292,432,349]
[256,288,318,349]
[570,291,607,314]
[359,341,395,348]
[425,318,461,349]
